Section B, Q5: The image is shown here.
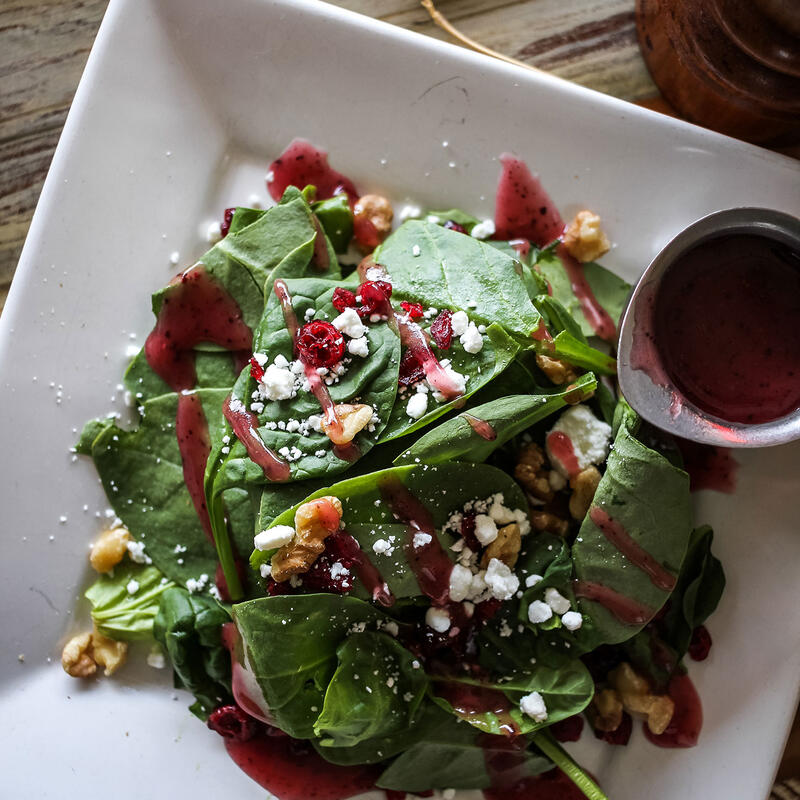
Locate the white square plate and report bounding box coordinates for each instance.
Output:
[1,1,798,798]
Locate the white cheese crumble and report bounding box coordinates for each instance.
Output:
[147,649,166,669]
[329,561,350,580]
[412,532,433,548]
[372,538,395,556]
[527,600,553,624]
[561,611,584,631]
[348,337,369,358]
[259,563,272,579]
[520,691,548,722]
[471,219,496,240]
[126,579,140,595]
[406,392,428,420]
[474,514,498,546]
[260,363,296,401]
[412,244,421,257]
[254,525,295,551]
[425,606,451,633]
[205,221,223,244]
[546,404,612,477]
[525,574,543,588]
[484,558,520,600]
[430,363,468,402]
[450,310,469,336]
[544,587,571,615]
[448,563,474,602]
[460,322,484,354]
[332,307,366,338]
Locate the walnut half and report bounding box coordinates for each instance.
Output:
[536,354,578,387]
[323,404,373,446]
[480,523,521,569]
[569,466,602,521]
[62,626,128,679]
[89,527,130,573]
[610,662,675,735]
[562,210,611,263]
[271,496,343,582]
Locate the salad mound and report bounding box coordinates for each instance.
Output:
[69,140,725,800]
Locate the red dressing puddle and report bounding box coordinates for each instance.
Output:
[493,155,616,342]
[643,673,703,748]
[379,477,453,605]
[175,393,214,540]
[267,138,358,205]
[337,529,395,607]
[574,579,655,625]
[144,265,252,392]
[589,507,677,591]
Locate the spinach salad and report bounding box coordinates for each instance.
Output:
[70,140,725,800]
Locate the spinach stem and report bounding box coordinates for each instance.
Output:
[209,493,244,602]
[532,731,610,800]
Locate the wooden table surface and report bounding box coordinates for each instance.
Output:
[1,0,798,791]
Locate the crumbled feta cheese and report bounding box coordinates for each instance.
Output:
[398,204,422,222]
[260,364,296,401]
[561,611,583,631]
[474,514,498,546]
[329,561,350,580]
[205,221,223,244]
[372,538,393,555]
[307,415,324,432]
[546,405,612,477]
[126,540,151,564]
[425,606,451,633]
[471,219,496,240]
[332,307,366,338]
[147,648,166,669]
[348,336,369,358]
[406,392,428,419]
[274,354,290,368]
[413,532,432,549]
[412,244,421,257]
[449,563,474,602]
[126,579,140,595]
[450,310,469,336]
[259,563,272,579]
[520,691,548,722]
[254,525,295,551]
[544,587,571,615]
[383,621,399,637]
[431,366,467,402]
[525,574,543,588]
[527,600,553,624]
[484,558,520,600]
[487,495,516,525]
[460,322,483,354]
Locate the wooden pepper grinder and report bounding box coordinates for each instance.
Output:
[636,0,800,145]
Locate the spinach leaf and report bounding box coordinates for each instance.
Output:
[430,656,593,737]
[376,712,552,792]
[570,402,693,650]
[153,587,232,719]
[394,373,597,466]
[534,247,631,339]
[86,562,175,640]
[85,389,230,586]
[252,463,529,589]
[378,324,519,443]
[314,632,428,751]
[231,594,388,738]
[425,208,480,232]
[375,220,541,340]
[312,194,353,254]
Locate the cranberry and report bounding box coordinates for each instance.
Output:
[430,309,453,349]
[594,711,632,746]
[332,287,357,312]
[298,531,362,595]
[551,715,585,742]
[443,220,467,234]
[249,356,265,381]
[266,578,296,596]
[460,512,480,551]
[296,320,345,368]
[688,625,712,661]
[220,207,235,238]
[400,301,424,319]
[357,280,392,319]
[399,349,425,386]
[207,705,260,741]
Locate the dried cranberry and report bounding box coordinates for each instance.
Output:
[332,287,357,312]
[594,711,632,746]
[443,220,467,234]
[296,320,345,368]
[399,349,425,386]
[249,356,265,381]
[266,578,296,596]
[207,705,260,741]
[400,301,425,319]
[430,309,453,349]
[357,280,392,318]
[551,715,585,742]
[300,532,359,594]
[460,512,481,552]
[688,625,712,661]
[220,207,235,238]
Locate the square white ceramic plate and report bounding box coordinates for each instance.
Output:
[1,0,799,797]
